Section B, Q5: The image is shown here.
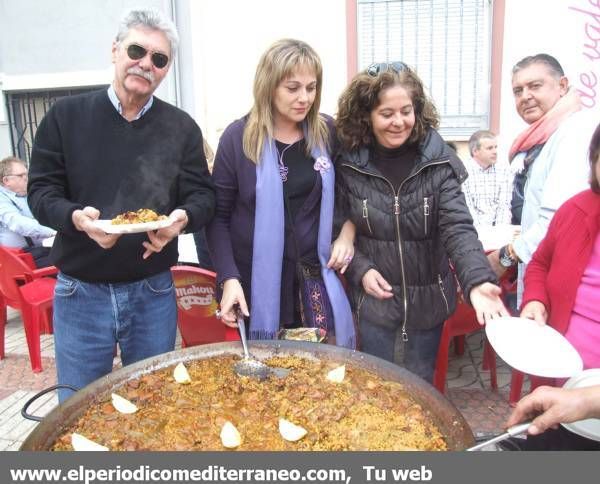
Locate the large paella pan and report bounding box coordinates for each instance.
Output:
[21,341,474,451]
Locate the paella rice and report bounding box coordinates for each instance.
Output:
[111,208,167,225]
[51,355,448,451]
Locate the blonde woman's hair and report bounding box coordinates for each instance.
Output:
[243,39,329,163]
[202,138,215,173]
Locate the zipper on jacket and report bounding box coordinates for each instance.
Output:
[362,199,373,235]
[342,158,450,343]
[355,291,367,329]
[394,194,408,342]
[438,274,450,314]
[423,197,430,236]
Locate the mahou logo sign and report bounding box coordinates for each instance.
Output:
[173,273,218,318]
[175,284,214,310]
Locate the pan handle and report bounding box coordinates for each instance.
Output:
[21,384,79,422]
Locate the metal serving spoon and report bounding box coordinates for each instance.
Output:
[466,421,531,451]
[233,313,289,380]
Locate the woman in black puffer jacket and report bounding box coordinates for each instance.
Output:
[335,62,508,382]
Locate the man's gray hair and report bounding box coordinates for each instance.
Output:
[512,53,564,79]
[468,130,496,156]
[115,8,179,55]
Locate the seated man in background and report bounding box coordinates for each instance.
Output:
[0,156,55,267]
[461,130,513,227]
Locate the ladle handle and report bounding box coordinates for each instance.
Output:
[236,312,251,360]
[467,421,531,451]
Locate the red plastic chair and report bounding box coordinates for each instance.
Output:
[508,371,553,405]
[0,246,57,372]
[1,248,37,328]
[1,247,39,356]
[171,266,239,347]
[433,294,498,394]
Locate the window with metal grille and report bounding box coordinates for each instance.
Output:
[357,0,491,139]
[5,86,107,162]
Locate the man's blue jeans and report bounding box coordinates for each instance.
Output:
[53,270,177,402]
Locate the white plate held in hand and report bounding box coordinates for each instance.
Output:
[485,316,583,378]
[92,218,173,234]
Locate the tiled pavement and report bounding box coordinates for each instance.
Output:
[0,307,519,450]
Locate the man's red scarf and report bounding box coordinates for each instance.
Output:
[509,89,582,161]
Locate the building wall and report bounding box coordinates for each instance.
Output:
[4,0,596,164]
[0,0,348,156]
[498,0,600,160]
[0,0,177,158]
[182,0,348,149]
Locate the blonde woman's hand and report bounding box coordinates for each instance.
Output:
[218,279,249,328]
[520,301,548,325]
[328,236,354,274]
[361,269,393,300]
[469,282,509,325]
[328,220,356,274]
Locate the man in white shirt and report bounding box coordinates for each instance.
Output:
[462,130,513,227]
[0,156,55,265]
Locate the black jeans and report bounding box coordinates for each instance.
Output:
[24,245,52,268]
[358,319,443,383]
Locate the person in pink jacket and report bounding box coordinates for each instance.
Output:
[499,122,600,450]
[521,121,600,370]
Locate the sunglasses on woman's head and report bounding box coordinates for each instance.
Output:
[126,43,169,69]
[367,61,409,77]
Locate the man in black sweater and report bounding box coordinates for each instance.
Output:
[27,8,215,402]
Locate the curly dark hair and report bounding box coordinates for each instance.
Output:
[590,122,600,194]
[336,64,439,152]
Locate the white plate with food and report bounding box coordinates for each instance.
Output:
[93,209,172,234]
[485,316,583,378]
[93,218,173,234]
[561,369,600,441]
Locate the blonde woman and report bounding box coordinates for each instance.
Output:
[207,39,355,347]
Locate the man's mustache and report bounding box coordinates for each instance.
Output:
[127,66,155,83]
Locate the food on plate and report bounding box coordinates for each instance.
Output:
[220,421,242,449]
[71,433,109,451]
[173,362,192,384]
[111,208,167,225]
[111,393,138,414]
[279,418,307,442]
[278,328,326,343]
[51,355,448,451]
[326,364,346,383]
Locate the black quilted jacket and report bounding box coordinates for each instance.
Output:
[335,128,497,335]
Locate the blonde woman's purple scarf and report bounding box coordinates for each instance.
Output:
[249,137,356,349]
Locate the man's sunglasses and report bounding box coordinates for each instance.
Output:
[367,61,409,77]
[126,43,169,69]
